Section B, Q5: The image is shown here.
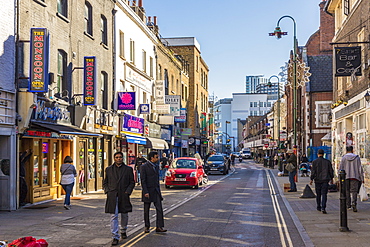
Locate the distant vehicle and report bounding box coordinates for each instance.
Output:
[165,157,208,189]
[231,152,241,158]
[204,155,230,175]
[241,148,252,159]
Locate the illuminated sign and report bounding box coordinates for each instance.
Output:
[42,142,49,153]
[83,56,96,105]
[29,28,49,92]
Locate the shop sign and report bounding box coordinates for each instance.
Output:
[117,92,136,110]
[126,66,152,93]
[34,99,71,124]
[121,114,144,134]
[165,95,181,116]
[148,122,161,138]
[195,139,201,145]
[42,142,49,153]
[335,46,362,77]
[172,126,181,138]
[175,108,186,123]
[29,28,49,92]
[155,80,165,104]
[154,104,170,114]
[180,128,192,135]
[83,56,96,105]
[161,128,171,141]
[139,104,150,114]
[23,130,72,139]
[181,140,189,148]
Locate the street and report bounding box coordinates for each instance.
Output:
[0,160,307,247]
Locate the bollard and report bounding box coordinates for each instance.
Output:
[339,169,349,232]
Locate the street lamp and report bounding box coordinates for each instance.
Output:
[268,75,281,150]
[270,15,298,148]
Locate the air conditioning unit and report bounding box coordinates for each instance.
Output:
[149,113,158,122]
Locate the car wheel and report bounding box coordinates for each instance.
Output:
[165,185,170,189]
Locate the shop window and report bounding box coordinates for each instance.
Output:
[33,141,40,186]
[88,138,95,179]
[42,142,49,185]
[98,139,103,179]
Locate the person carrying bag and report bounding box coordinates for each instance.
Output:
[60,156,77,210]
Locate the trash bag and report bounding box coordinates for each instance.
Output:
[359,184,368,201]
[8,236,48,247]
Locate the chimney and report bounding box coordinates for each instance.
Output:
[132,0,136,6]
[138,0,143,7]
[154,16,157,25]
[148,16,152,24]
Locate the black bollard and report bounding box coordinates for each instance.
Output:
[339,169,349,232]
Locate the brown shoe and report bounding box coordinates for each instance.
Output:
[144,227,150,233]
[155,227,167,233]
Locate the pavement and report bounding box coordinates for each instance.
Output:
[1,162,370,247]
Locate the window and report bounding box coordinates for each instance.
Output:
[101,15,107,45]
[143,92,147,104]
[149,57,153,77]
[164,69,169,95]
[101,72,108,109]
[57,49,68,96]
[254,102,257,107]
[57,0,68,17]
[344,0,349,15]
[267,102,271,107]
[250,102,253,107]
[119,31,124,58]
[142,50,146,72]
[182,84,185,100]
[84,2,93,35]
[158,64,162,80]
[130,39,135,64]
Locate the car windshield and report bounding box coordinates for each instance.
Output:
[172,159,196,169]
[208,156,224,161]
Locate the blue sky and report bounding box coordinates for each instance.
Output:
[143,0,321,100]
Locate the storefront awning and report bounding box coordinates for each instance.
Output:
[145,137,169,150]
[126,134,146,145]
[31,122,103,137]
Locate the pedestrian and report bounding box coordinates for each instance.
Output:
[286,149,297,192]
[160,153,169,182]
[60,156,77,210]
[140,151,167,233]
[103,152,135,246]
[135,152,146,185]
[339,146,364,212]
[309,149,334,214]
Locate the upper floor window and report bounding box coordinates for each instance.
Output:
[57,0,68,17]
[142,50,146,72]
[101,72,108,110]
[130,39,135,64]
[57,49,68,97]
[84,2,93,36]
[101,15,108,45]
[344,0,349,15]
[119,31,124,58]
[149,57,153,77]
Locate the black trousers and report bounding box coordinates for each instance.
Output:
[144,193,164,228]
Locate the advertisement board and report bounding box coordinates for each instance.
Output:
[335,46,362,77]
[117,92,136,110]
[83,56,96,105]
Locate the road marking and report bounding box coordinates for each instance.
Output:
[266,170,293,247]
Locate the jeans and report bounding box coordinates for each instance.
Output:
[289,170,297,190]
[61,183,74,206]
[110,198,128,240]
[345,179,361,207]
[315,182,329,210]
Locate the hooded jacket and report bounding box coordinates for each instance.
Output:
[339,153,364,181]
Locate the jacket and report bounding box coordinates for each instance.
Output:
[287,154,298,168]
[310,157,334,183]
[140,161,163,203]
[339,153,364,181]
[103,163,135,214]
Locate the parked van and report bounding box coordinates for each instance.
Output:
[241,148,251,159]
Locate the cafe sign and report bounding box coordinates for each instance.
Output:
[29,28,49,92]
[335,46,362,77]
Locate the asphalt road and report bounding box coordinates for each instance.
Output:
[121,160,306,247]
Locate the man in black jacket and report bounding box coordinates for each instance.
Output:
[103,152,135,245]
[310,149,334,214]
[140,151,167,233]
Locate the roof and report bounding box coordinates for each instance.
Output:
[307,55,333,92]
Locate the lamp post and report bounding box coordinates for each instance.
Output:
[270,15,297,148]
[268,75,281,150]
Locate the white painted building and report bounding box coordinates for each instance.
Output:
[0,0,17,210]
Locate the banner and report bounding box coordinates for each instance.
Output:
[175,108,186,123]
[155,80,165,104]
[139,104,150,114]
[121,114,144,134]
[335,46,362,77]
[29,28,49,92]
[165,95,181,116]
[83,56,96,105]
[117,92,136,110]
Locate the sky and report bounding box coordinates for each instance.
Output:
[143,0,321,100]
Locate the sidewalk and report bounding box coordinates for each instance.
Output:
[272,165,370,247]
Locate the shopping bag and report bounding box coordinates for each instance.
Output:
[359,184,368,201]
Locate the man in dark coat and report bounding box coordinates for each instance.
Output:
[103,152,135,246]
[286,149,298,192]
[140,151,167,233]
[310,149,334,214]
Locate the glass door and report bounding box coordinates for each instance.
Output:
[78,140,87,194]
[87,138,96,192]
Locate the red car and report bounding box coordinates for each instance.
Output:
[165,157,208,189]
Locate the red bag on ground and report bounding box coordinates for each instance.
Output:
[8,237,48,247]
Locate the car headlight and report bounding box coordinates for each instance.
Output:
[190,171,196,177]
[166,171,171,177]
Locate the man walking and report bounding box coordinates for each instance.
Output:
[310,149,334,214]
[286,149,297,192]
[160,152,169,181]
[135,152,146,185]
[339,146,364,212]
[103,152,135,246]
[140,151,167,233]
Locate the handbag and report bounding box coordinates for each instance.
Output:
[285,163,295,172]
[359,184,368,201]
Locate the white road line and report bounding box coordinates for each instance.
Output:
[266,170,293,247]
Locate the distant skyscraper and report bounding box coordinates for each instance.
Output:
[245,75,283,100]
[245,75,264,94]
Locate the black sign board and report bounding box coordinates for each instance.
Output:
[335,46,362,77]
[29,28,49,92]
[83,56,96,105]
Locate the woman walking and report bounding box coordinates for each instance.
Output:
[60,156,77,210]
